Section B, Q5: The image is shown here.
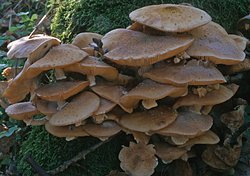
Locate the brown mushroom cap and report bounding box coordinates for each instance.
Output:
[35,99,58,116]
[129,4,211,32]
[7,34,61,59]
[83,121,121,138]
[173,84,239,109]
[5,102,39,120]
[35,81,89,101]
[63,56,119,81]
[179,130,220,147]
[202,145,231,170]
[26,44,88,78]
[186,22,245,65]
[94,98,116,115]
[119,106,177,132]
[143,59,226,86]
[119,142,158,176]
[155,142,187,164]
[102,29,193,66]
[49,91,100,126]
[45,122,89,138]
[155,111,213,136]
[120,79,187,110]
[72,32,103,48]
[229,34,248,51]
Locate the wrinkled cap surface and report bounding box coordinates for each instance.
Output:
[143,59,226,86]
[102,29,193,66]
[49,91,100,126]
[129,4,211,32]
[119,142,158,176]
[187,22,246,65]
[7,34,60,59]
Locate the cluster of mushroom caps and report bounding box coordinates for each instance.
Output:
[0,4,247,176]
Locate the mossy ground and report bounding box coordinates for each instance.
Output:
[17,0,249,175]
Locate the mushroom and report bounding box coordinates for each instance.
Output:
[82,121,121,140]
[1,67,22,80]
[143,59,226,86]
[186,22,245,65]
[26,44,89,79]
[220,58,250,75]
[155,111,213,136]
[120,79,187,110]
[34,98,58,116]
[118,106,177,132]
[154,142,187,164]
[63,56,119,86]
[229,34,248,51]
[179,130,220,148]
[49,91,100,126]
[7,34,61,60]
[173,84,239,110]
[119,142,158,176]
[129,4,211,32]
[5,102,39,120]
[45,122,89,138]
[72,32,103,49]
[102,29,194,66]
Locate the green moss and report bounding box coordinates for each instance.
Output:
[51,0,249,42]
[17,126,125,176]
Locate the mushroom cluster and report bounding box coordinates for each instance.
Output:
[0,4,247,176]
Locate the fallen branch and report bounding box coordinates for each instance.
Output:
[47,137,113,175]
[230,122,250,147]
[26,155,49,176]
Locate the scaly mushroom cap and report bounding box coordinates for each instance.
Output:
[129,4,211,32]
[7,34,61,59]
[94,98,116,115]
[102,29,193,66]
[120,79,187,110]
[35,81,89,101]
[202,145,231,170]
[45,123,89,138]
[26,44,88,78]
[72,32,103,48]
[49,91,100,126]
[155,111,213,136]
[119,142,158,176]
[155,142,187,164]
[187,22,245,65]
[229,34,248,51]
[143,59,226,86]
[179,130,220,147]
[63,56,119,81]
[173,84,239,109]
[119,106,177,132]
[5,102,39,120]
[83,121,121,138]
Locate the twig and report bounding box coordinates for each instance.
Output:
[13,0,24,11]
[28,5,53,38]
[48,137,113,175]
[26,155,49,176]
[230,122,250,147]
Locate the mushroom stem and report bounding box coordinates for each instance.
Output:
[87,75,96,86]
[92,114,107,124]
[55,68,66,80]
[142,99,158,109]
[57,101,68,110]
[189,105,203,114]
[201,105,213,115]
[138,65,152,76]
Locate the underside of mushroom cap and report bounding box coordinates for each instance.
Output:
[102,29,194,66]
[129,4,211,32]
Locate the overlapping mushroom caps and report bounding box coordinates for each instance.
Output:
[1,3,248,176]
